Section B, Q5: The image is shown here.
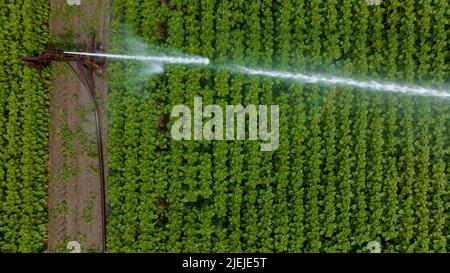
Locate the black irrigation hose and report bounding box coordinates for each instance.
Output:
[85,66,108,253]
[94,102,107,253]
[74,61,108,253]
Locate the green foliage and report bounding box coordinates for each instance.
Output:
[0,0,49,252]
[59,163,80,184]
[49,201,72,219]
[107,0,450,253]
[82,196,96,224]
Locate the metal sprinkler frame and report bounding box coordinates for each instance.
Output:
[21,34,108,253]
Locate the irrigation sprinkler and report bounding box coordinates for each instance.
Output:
[21,34,108,253]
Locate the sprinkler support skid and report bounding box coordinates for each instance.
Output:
[22,35,108,253]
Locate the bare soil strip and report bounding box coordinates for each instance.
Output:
[47,0,110,252]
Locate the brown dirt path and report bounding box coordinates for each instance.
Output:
[47,0,110,252]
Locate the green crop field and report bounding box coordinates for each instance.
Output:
[0,0,50,252]
[0,0,448,254]
[107,0,449,253]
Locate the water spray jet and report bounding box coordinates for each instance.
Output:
[66,51,449,99]
[64,51,210,65]
[236,66,450,98]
